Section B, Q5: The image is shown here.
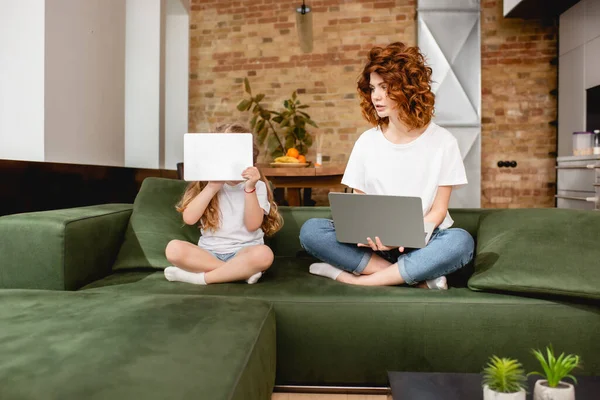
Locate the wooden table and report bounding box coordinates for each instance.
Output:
[257,163,347,206]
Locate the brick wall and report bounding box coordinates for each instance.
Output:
[481,1,558,208]
[190,0,558,208]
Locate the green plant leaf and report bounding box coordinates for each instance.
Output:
[272,115,284,124]
[244,77,252,95]
[298,104,310,109]
[255,93,265,103]
[295,126,305,140]
[285,136,295,150]
[482,356,527,393]
[306,119,318,128]
[256,119,265,135]
[292,91,297,101]
[250,114,258,129]
[304,133,313,147]
[237,99,250,112]
[260,110,271,120]
[297,143,307,155]
[257,126,268,145]
[530,346,581,388]
[283,100,289,109]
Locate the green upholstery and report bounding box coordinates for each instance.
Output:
[0,290,275,400]
[3,176,600,392]
[0,204,132,290]
[110,177,489,264]
[82,259,600,385]
[112,178,199,271]
[469,209,600,300]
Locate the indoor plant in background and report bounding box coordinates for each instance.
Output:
[482,356,527,400]
[529,346,581,400]
[237,77,318,163]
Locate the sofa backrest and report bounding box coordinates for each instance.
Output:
[113,178,492,269]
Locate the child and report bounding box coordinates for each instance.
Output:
[164,123,283,285]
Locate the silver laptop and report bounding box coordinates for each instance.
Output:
[183,133,253,181]
[328,192,428,249]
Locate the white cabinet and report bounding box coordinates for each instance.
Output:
[556,155,600,210]
[585,0,600,42]
[585,36,600,89]
[559,47,586,157]
[560,1,586,56]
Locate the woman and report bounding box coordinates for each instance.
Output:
[299,42,474,289]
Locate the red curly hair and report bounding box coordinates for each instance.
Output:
[357,42,435,129]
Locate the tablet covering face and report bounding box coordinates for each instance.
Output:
[183,133,254,181]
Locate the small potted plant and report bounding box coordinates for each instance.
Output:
[482,356,527,400]
[529,345,581,400]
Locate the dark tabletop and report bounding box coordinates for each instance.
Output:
[388,371,600,400]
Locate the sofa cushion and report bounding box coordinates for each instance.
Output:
[81,258,600,385]
[0,290,275,400]
[113,178,198,270]
[468,208,600,300]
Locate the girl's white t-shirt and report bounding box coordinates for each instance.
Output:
[341,122,467,230]
[198,180,271,254]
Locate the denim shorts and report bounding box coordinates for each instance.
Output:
[209,250,239,262]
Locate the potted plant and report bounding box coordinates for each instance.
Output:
[529,345,581,400]
[237,77,318,162]
[482,356,527,400]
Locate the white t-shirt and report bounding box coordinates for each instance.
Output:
[341,122,467,230]
[197,180,271,254]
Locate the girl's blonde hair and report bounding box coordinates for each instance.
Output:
[176,123,283,236]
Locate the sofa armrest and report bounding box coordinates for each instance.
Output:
[0,204,133,290]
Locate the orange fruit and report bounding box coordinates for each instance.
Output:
[297,155,306,163]
[286,148,299,158]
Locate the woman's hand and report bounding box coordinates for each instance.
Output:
[358,236,404,253]
[242,167,261,191]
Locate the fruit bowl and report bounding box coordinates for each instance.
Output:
[269,162,311,168]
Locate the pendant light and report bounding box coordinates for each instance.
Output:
[296,0,313,53]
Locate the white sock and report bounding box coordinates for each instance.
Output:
[246,272,262,284]
[164,266,207,285]
[309,263,343,280]
[426,276,448,290]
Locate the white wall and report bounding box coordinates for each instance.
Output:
[44,0,126,166]
[125,0,162,169]
[1,0,187,169]
[165,0,189,170]
[0,0,45,162]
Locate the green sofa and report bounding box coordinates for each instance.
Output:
[1,177,599,399]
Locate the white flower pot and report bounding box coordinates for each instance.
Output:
[533,380,575,400]
[483,384,526,400]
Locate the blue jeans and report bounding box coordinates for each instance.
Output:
[299,218,474,285]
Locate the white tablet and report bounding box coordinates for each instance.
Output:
[183,133,254,181]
